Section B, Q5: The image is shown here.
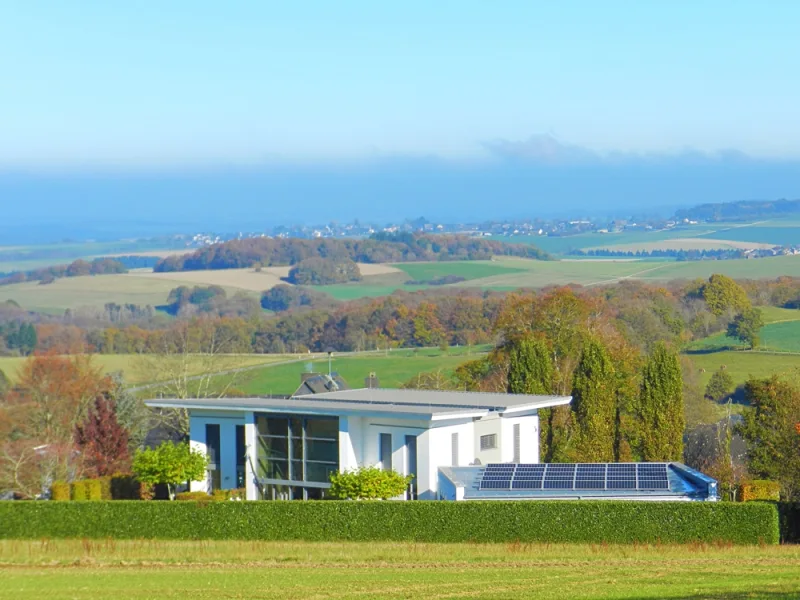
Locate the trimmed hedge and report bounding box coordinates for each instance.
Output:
[737,480,781,502]
[0,501,779,545]
[50,481,70,501]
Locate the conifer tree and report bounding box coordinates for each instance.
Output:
[507,335,552,395]
[639,342,685,461]
[572,337,617,462]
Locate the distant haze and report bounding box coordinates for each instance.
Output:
[2,143,800,243]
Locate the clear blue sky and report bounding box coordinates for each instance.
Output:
[2,0,800,168]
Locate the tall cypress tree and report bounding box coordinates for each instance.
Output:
[572,337,616,462]
[639,342,685,461]
[507,335,553,395]
[507,335,556,460]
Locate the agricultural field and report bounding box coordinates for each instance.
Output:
[1,539,798,600]
[0,240,187,274]
[698,222,800,247]
[587,238,775,252]
[215,347,488,396]
[0,353,288,385]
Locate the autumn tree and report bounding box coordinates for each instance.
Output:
[738,376,800,500]
[134,318,251,436]
[75,395,131,477]
[571,337,617,462]
[727,307,764,349]
[702,274,751,317]
[639,342,685,461]
[0,354,109,497]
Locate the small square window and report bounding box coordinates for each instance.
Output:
[480,434,497,451]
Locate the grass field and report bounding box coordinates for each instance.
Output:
[698,222,800,247]
[587,238,775,252]
[1,540,798,600]
[220,347,487,395]
[395,260,525,281]
[686,350,800,388]
[0,353,287,385]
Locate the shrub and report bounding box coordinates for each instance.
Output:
[50,481,70,501]
[737,480,781,502]
[176,491,212,502]
[132,442,208,501]
[328,467,412,500]
[0,501,777,545]
[97,476,112,500]
[212,488,246,501]
[70,480,89,501]
[85,479,102,501]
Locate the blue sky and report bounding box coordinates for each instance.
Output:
[3,0,800,168]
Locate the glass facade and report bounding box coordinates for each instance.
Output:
[206,424,221,491]
[256,414,339,499]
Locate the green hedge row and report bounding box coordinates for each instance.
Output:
[0,501,779,545]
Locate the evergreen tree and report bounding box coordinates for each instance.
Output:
[571,337,617,462]
[639,342,685,461]
[74,395,131,477]
[507,335,553,395]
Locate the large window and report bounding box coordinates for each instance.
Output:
[379,433,392,472]
[206,424,221,491]
[256,414,339,495]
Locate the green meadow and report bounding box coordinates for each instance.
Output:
[1,540,798,600]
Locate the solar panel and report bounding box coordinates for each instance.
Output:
[477,463,672,493]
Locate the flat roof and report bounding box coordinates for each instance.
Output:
[145,388,571,421]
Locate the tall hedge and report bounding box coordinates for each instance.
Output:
[0,501,778,545]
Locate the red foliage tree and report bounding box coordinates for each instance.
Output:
[74,395,131,477]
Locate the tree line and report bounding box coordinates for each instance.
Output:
[153,233,551,272]
[0,258,128,286]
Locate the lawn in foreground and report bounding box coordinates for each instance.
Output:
[686,350,800,388]
[1,540,798,600]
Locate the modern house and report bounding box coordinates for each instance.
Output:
[145,376,572,501]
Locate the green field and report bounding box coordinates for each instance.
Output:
[1,539,798,600]
[225,347,486,395]
[686,350,800,388]
[698,222,800,246]
[0,353,287,385]
[395,260,525,281]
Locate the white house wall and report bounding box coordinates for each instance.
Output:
[188,411,245,493]
[499,414,539,463]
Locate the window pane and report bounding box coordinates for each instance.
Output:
[291,460,304,481]
[236,425,246,466]
[291,437,303,460]
[206,424,220,467]
[257,415,288,437]
[306,462,338,483]
[380,433,392,471]
[259,435,288,460]
[305,486,326,500]
[305,417,339,439]
[257,457,288,480]
[305,439,338,463]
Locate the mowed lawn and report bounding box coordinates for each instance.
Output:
[228,348,486,395]
[0,353,287,385]
[1,540,799,600]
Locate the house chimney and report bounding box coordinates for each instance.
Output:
[364,372,379,389]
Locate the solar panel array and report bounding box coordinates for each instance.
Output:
[478,463,671,492]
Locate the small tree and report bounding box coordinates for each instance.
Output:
[328,466,412,500]
[74,395,131,477]
[727,307,764,349]
[131,442,208,500]
[705,367,734,401]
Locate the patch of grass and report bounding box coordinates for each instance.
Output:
[1,540,798,600]
[760,320,800,353]
[686,350,800,388]
[226,348,487,395]
[698,223,800,246]
[759,306,800,324]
